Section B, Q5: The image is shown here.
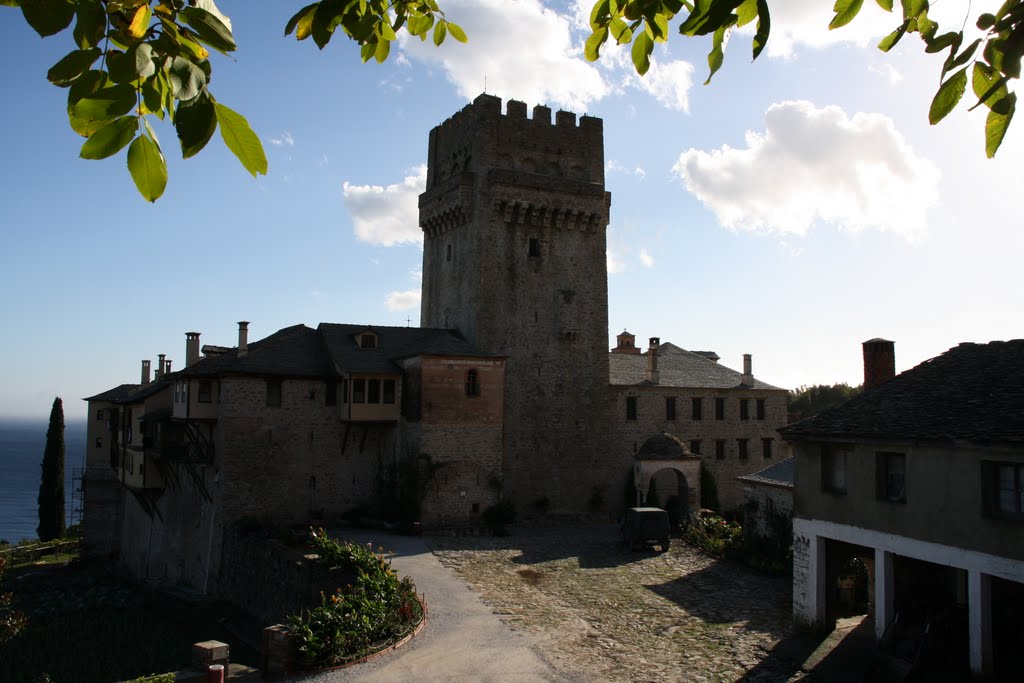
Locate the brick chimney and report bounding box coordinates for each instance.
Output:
[741,354,754,386]
[141,360,151,385]
[238,321,249,358]
[863,338,895,390]
[645,337,660,384]
[164,359,172,374]
[185,332,201,367]
[157,353,166,379]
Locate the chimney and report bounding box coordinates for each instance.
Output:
[863,338,895,390]
[185,332,201,367]
[157,353,166,378]
[741,354,754,386]
[238,321,249,358]
[164,359,172,374]
[141,360,151,385]
[645,337,660,384]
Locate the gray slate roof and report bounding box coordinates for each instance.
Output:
[780,340,1024,446]
[83,380,170,405]
[173,323,492,379]
[609,343,783,391]
[738,457,794,488]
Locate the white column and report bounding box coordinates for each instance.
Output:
[874,548,894,640]
[968,570,993,677]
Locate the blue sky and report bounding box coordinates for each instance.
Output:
[1,1,1021,421]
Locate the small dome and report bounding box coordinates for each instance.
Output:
[635,433,695,460]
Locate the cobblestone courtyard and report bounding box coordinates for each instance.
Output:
[426,520,815,682]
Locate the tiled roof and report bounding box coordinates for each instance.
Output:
[738,457,794,488]
[319,323,492,374]
[83,384,140,402]
[172,323,493,379]
[609,343,783,391]
[175,324,335,378]
[781,340,1024,446]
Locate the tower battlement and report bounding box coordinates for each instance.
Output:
[425,94,605,191]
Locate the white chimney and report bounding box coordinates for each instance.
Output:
[185,332,201,367]
[141,360,151,385]
[238,321,249,358]
[645,337,660,384]
[741,354,754,386]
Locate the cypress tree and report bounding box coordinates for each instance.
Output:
[37,397,66,541]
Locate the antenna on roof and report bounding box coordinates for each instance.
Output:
[406,316,411,327]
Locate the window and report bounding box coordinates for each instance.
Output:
[383,379,396,404]
[528,237,540,257]
[95,437,102,448]
[325,380,337,406]
[988,462,1024,519]
[446,243,452,262]
[360,333,377,349]
[466,369,480,397]
[821,445,847,494]
[740,399,750,420]
[877,452,906,503]
[197,380,212,403]
[715,398,725,420]
[266,379,282,407]
[626,396,637,420]
[96,409,104,421]
[368,379,381,404]
[689,439,701,455]
[666,397,676,421]
[352,378,366,403]
[691,397,702,420]
[738,438,749,460]
[715,440,726,460]
[756,398,766,420]
[762,438,773,459]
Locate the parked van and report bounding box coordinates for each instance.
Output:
[621,507,671,552]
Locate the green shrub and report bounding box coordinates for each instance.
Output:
[682,512,743,559]
[287,530,422,670]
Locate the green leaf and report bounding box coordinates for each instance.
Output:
[47,48,101,87]
[69,83,137,136]
[830,0,864,30]
[374,36,390,62]
[140,77,164,117]
[970,62,1009,110]
[432,19,446,46]
[631,29,652,75]
[180,6,236,54]
[446,20,468,43]
[985,92,1015,157]
[21,0,75,37]
[752,0,770,61]
[736,0,758,27]
[977,13,997,30]
[285,3,318,36]
[925,31,960,54]
[585,27,608,61]
[214,102,267,177]
[132,43,156,80]
[80,115,137,159]
[875,0,893,10]
[127,134,167,202]
[73,0,106,49]
[877,22,907,52]
[705,24,726,84]
[928,66,967,124]
[174,90,216,158]
[167,56,206,102]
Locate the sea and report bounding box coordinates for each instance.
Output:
[0,418,86,544]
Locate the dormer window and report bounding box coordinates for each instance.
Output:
[359,332,378,349]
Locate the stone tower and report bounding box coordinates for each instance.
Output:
[419,94,613,513]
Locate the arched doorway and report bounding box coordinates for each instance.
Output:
[632,433,701,525]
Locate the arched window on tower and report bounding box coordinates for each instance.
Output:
[465,369,480,397]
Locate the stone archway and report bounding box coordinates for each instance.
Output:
[633,433,701,522]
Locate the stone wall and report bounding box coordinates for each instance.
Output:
[742,482,793,539]
[609,385,790,511]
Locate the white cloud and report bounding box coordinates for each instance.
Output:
[672,100,940,241]
[606,160,646,178]
[386,290,421,312]
[638,248,654,268]
[606,245,625,274]
[628,57,695,112]
[400,0,608,111]
[869,63,903,85]
[342,165,427,246]
[270,131,295,147]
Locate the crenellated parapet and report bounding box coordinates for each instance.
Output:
[492,198,606,233]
